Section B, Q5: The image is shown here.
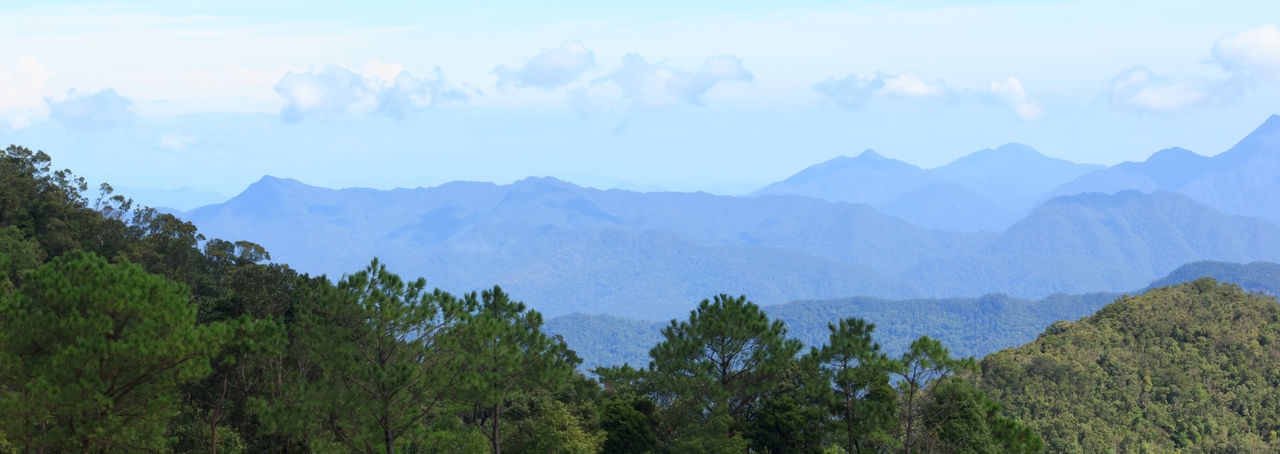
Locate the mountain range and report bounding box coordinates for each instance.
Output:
[547,261,1280,371]
[177,116,1280,321]
[752,143,1104,231]
[1041,114,1280,225]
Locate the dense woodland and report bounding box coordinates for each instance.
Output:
[0,145,1277,453]
[980,279,1280,452]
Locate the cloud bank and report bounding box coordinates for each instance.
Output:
[494,41,595,89]
[1105,25,1278,113]
[1107,67,1230,113]
[814,71,1041,120]
[1213,24,1280,83]
[274,61,468,122]
[376,68,469,118]
[46,88,135,130]
[812,71,948,110]
[602,54,753,110]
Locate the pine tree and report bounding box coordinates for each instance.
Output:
[0,251,231,451]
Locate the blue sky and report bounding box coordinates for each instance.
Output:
[2,1,1279,203]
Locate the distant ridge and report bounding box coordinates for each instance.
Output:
[751,142,1101,231]
[1046,115,1280,224]
[547,260,1277,371]
[1145,260,1280,295]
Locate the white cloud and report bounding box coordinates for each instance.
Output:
[1106,67,1239,113]
[273,65,368,123]
[988,77,1042,120]
[602,54,753,110]
[45,88,135,130]
[1102,25,1278,114]
[813,71,948,109]
[273,62,468,122]
[494,41,595,90]
[376,68,469,118]
[1213,24,1280,83]
[881,72,948,98]
[0,58,52,130]
[158,132,196,151]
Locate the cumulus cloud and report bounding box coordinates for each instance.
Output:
[1106,67,1230,112]
[273,62,468,122]
[0,58,52,130]
[376,68,470,118]
[494,41,595,89]
[45,88,135,130]
[274,65,368,123]
[813,71,948,109]
[1104,25,1277,113]
[602,54,753,110]
[1213,24,1280,83]
[988,77,1042,121]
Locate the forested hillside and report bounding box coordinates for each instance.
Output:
[549,292,1120,371]
[979,279,1280,452]
[0,144,1049,452]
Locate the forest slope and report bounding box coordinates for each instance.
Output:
[979,279,1280,452]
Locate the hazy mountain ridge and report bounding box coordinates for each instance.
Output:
[547,261,1279,371]
[752,143,1103,231]
[1045,114,1280,224]
[186,176,1280,320]
[182,116,1280,320]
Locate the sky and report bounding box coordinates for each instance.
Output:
[2,1,1279,206]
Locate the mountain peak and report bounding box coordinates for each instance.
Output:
[938,143,1057,170]
[854,149,886,160]
[1144,147,1204,164]
[991,142,1040,156]
[1261,114,1280,131]
[244,175,306,192]
[1220,114,1280,159]
[507,176,582,195]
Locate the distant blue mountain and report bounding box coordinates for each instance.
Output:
[751,150,939,207]
[1045,115,1280,224]
[903,190,1280,296]
[186,177,1280,320]
[752,143,1101,231]
[115,185,229,212]
[1144,261,1280,295]
[189,175,985,319]
[878,182,1018,232]
[931,143,1104,203]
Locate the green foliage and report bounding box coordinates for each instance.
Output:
[286,259,471,453]
[600,397,657,454]
[746,393,824,453]
[647,294,804,446]
[0,251,231,451]
[980,279,1280,452]
[921,377,1042,454]
[455,286,580,454]
[805,318,898,453]
[501,391,605,454]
